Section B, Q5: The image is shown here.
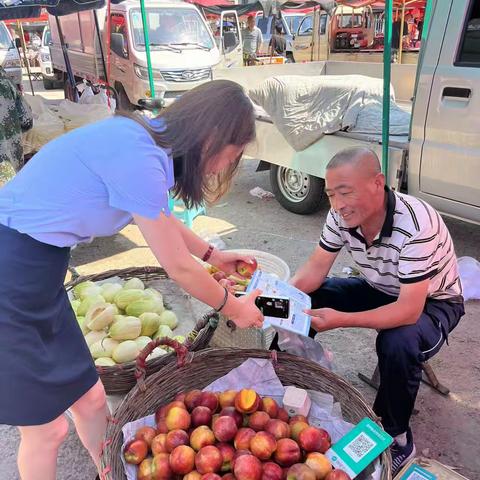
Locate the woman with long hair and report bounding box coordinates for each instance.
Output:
[0,80,263,479]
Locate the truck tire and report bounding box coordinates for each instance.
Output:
[63,79,76,101]
[116,83,134,111]
[286,52,295,63]
[270,165,324,214]
[42,76,55,90]
[63,73,82,101]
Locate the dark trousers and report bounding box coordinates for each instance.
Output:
[273,277,464,437]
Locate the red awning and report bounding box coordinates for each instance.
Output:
[336,0,425,7]
[283,7,315,14]
[186,0,233,7]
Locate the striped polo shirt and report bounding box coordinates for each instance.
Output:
[320,188,463,301]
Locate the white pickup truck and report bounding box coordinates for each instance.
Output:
[214,0,480,225]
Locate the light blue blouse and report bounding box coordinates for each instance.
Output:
[0,116,174,247]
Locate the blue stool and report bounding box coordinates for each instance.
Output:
[168,194,206,228]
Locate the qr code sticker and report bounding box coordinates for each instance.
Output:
[343,432,376,462]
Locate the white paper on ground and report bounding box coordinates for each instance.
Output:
[120,358,382,480]
[249,186,275,199]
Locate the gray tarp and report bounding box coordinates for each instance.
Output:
[249,74,411,151]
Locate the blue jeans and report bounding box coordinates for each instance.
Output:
[273,277,464,436]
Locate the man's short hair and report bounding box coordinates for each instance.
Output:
[326,147,381,175]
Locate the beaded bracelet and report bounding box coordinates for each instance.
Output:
[202,244,214,262]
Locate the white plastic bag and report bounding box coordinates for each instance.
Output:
[78,85,95,104]
[24,94,48,116]
[458,256,480,301]
[22,109,65,155]
[197,229,226,250]
[79,86,116,112]
[276,329,333,370]
[57,99,112,131]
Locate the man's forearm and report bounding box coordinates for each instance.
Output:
[338,300,421,330]
[291,247,338,293]
[290,262,327,294]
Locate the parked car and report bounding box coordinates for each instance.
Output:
[0,21,22,89]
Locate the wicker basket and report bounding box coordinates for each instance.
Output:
[210,249,290,350]
[100,341,392,480]
[65,267,218,395]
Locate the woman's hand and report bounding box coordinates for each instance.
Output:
[209,249,257,277]
[224,289,264,329]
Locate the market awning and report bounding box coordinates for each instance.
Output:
[186,0,233,7]
[2,8,48,23]
[197,0,335,17]
[0,0,104,21]
[335,0,426,8]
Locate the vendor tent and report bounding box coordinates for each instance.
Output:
[0,0,106,100]
[197,0,335,17]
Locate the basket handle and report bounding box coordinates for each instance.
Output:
[185,310,219,346]
[135,337,192,391]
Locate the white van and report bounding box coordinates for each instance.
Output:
[49,0,223,108]
[0,21,22,89]
[39,26,56,90]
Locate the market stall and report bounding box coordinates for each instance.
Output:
[0,0,107,100]
[4,9,48,92]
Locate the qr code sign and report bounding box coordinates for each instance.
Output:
[405,472,432,480]
[343,432,376,462]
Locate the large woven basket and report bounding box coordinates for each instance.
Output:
[210,249,290,350]
[65,267,218,395]
[100,340,392,480]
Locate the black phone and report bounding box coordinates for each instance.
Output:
[234,292,290,319]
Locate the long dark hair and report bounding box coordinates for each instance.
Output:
[119,80,255,209]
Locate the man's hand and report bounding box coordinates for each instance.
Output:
[304,308,346,332]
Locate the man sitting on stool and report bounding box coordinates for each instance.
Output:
[280,147,464,476]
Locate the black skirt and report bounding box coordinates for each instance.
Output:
[0,224,98,426]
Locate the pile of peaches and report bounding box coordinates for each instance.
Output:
[206,259,258,294]
[124,388,350,480]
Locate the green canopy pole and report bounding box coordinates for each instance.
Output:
[413,0,433,94]
[381,0,393,179]
[421,0,433,40]
[139,0,155,99]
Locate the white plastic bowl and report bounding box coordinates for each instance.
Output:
[226,249,290,281]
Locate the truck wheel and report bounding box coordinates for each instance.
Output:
[42,76,55,90]
[270,165,324,214]
[63,79,77,101]
[286,53,295,63]
[116,84,134,111]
